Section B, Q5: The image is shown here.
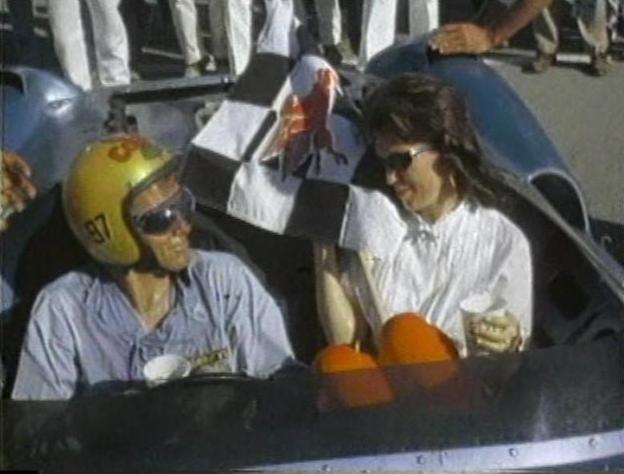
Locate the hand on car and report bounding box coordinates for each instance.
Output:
[1,150,37,233]
[470,311,521,353]
[429,23,496,55]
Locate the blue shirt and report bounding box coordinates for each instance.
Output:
[12,250,297,400]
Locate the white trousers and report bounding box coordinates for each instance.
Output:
[169,0,306,74]
[208,0,253,75]
[168,0,205,65]
[314,0,439,62]
[533,0,609,54]
[48,0,131,90]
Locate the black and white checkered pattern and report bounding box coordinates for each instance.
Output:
[183,0,403,255]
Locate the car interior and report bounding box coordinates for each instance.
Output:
[496,178,624,349]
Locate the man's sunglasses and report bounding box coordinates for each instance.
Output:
[132,187,196,235]
[377,144,436,172]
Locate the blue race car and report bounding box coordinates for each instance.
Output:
[1,38,623,471]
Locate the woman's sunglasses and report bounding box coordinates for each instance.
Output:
[132,187,196,236]
[377,144,436,172]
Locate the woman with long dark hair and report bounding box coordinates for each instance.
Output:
[314,73,533,369]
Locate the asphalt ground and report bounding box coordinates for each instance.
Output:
[483,26,624,262]
[1,0,623,260]
[489,53,624,251]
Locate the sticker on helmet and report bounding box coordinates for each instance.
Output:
[84,213,111,244]
[107,136,150,163]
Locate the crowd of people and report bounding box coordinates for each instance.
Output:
[5,0,441,87]
[5,0,622,90]
[431,0,621,76]
[1,0,622,403]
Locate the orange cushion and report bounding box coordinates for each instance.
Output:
[313,344,393,408]
[313,344,378,372]
[378,312,459,365]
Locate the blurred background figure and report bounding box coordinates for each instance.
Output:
[208,0,254,75]
[120,0,152,78]
[432,0,613,77]
[204,0,306,76]
[48,0,131,90]
[431,0,555,55]
[168,0,217,77]
[609,0,624,42]
[530,0,610,75]
[313,0,350,65]
[314,0,439,67]
[360,0,439,65]
[5,0,38,66]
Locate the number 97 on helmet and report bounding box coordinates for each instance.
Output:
[63,134,179,266]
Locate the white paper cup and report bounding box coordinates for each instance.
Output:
[460,292,507,356]
[143,354,192,387]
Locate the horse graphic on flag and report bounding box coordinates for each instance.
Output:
[264,68,347,178]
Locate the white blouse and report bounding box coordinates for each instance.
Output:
[345,200,533,357]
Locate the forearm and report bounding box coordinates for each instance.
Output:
[313,243,365,345]
[474,0,510,27]
[484,0,554,47]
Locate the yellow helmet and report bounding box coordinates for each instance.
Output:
[63,134,178,266]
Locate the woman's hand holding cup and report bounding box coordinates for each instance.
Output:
[471,311,521,353]
[460,292,521,356]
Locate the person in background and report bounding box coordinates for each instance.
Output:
[530,0,610,75]
[431,0,610,76]
[431,0,555,56]
[119,0,151,77]
[12,135,297,400]
[1,150,38,396]
[313,0,354,65]
[168,0,217,77]
[314,0,439,67]
[48,0,131,90]
[314,73,533,369]
[207,0,255,75]
[166,0,309,77]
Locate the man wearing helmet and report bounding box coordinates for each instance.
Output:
[12,135,297,400]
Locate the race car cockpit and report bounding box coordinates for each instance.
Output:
[1,26,624,471]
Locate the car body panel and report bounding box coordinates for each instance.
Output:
[3,334,624,471]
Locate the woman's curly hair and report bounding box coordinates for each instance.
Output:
[362,73,498,208]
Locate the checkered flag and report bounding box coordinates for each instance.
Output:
[182,0,405,257]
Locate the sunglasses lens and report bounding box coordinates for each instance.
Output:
[383,152,413,171]
[378,145,435,171]
[134,188,196,235]
[137,209,178,235]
